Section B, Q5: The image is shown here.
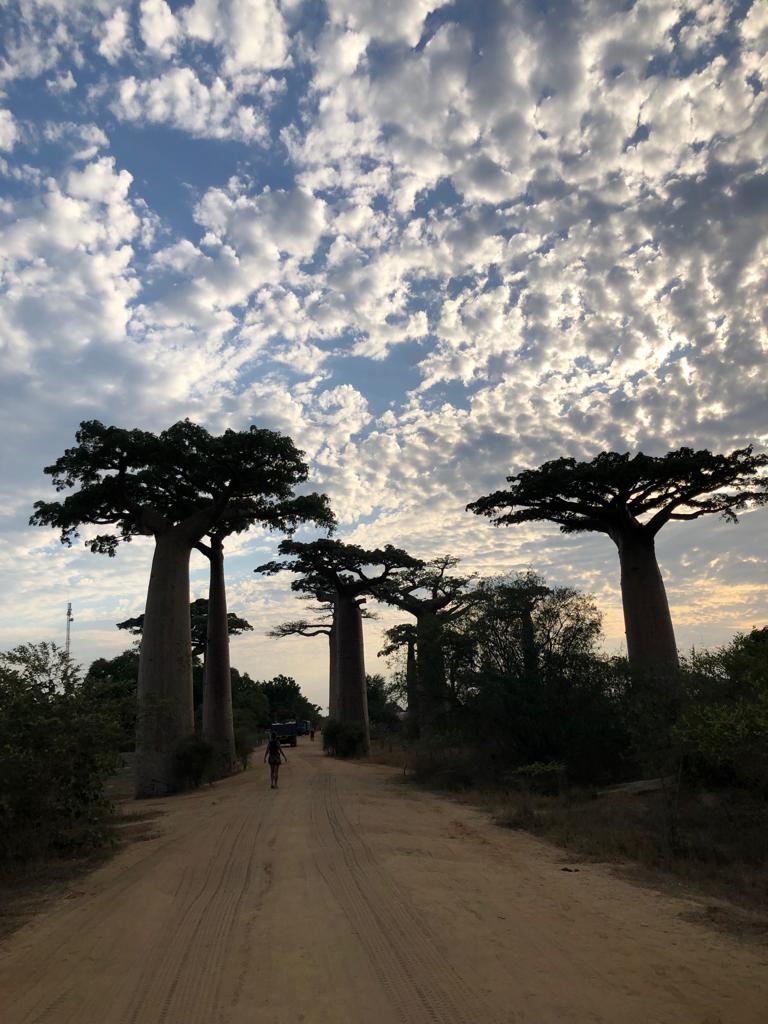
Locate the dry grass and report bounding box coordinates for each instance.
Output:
[368,739,768,919]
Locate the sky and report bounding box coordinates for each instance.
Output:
[0,0,766,712]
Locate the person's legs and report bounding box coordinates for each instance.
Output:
[270,763,278,787]
[273,763,280,788]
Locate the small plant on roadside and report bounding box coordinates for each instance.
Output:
[234,727,256,770]
[174,735,213,788]
[323,719,367,758]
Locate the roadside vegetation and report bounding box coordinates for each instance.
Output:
[371,623,768,910]
[0,632,319,866]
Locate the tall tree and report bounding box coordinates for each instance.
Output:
[270,598,379,717]
[378,623,417,717]
[257,539,420,752]
[31,419,332,796]
[469,447,768,672]
[378,556,476,733]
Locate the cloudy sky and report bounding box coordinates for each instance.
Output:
[1,0,766,710]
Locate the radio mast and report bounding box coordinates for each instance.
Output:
[65,602,74,657]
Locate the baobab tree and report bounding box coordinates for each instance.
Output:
[257,539,420,752]
[469,447,768,673]
[31,419,332,795]
[270,594,379,717]
[119,592,254,778]
[269,607,336,714]
[378,555,476,733]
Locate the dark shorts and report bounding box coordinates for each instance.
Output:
[268,757,281,766]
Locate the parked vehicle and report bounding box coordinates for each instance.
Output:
[270,721,298,747]
[297,719,311,736]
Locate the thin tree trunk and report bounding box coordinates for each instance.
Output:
[335,591,370,751]
[405,638,419,736]
[202,535,236,779]
[329,602,339,719]
[415,611,447,733]
[135,529,194,797]
[520,605,538,683]
[616,531,679,672]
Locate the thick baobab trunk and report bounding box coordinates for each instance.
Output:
[135,529,195,797]
[202,536,236,779]
[335,591,370,751]
[415,612,448,732]
[328,603,339,719]
[616,530,679,673]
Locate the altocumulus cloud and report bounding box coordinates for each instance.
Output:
[0,0,766,709]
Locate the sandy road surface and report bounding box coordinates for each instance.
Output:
[1,745,767,1024]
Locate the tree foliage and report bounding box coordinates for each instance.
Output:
[117,598,253,657]
[30,419,334,552]
[259,674,320,723]
[0,644,120,861]
[257,538,421,596]
[468,446,768,538]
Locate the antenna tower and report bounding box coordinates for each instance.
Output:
[65,602,74,657]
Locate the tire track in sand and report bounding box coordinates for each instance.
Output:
[311,771,509,1024]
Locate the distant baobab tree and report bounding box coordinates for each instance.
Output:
[31,419,333,796]
[469,447,768,673]
[258,539,421,752]
[270,598,378,719]
[378,556,477,733]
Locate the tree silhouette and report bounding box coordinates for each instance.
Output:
[469,447,768,672]
[31,419,332,795]
[257,539,420,751]
[117,598,253,659]
[378,556,476,733]
[378,623,417,716]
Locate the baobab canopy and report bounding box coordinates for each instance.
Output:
[467,447,768,536]
[469,446,768,673]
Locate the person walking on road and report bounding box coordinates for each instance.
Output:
[265,732,287,789]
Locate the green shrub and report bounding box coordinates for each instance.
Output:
[0,643,121,862]
[322,719,367,758]
[678,628,768,792]
[234,727,256,770]
[174,735,213,788]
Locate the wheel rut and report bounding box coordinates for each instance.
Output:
[311,771,507,1024]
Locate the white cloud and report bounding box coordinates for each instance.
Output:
[139,0,179,58]
[113,67,266,140]
[98,7,130,64]
[326,0,435,47]
[182,0,291,74]
[0,110,18,151]
[46,69,77,95]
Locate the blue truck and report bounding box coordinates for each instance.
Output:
[270,721,298,747]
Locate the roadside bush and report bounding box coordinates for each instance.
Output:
[234,727,256,770]
[323,719,367,758]
[678,628,768,792]
[0,643,121,862]
[174,735,213,788]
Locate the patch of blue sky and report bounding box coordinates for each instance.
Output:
[322,343,426,416]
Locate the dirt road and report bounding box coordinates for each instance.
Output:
[1,744,766,1024]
